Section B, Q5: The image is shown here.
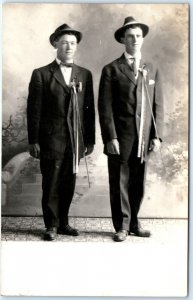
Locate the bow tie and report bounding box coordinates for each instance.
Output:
[60,62,73,68]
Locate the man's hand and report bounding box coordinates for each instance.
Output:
[149,139,161,152]
[29,143,40,159]
[107,139,120,155]
[85,144,94,156]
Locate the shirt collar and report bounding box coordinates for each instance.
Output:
[124,51,141,60]
[56,58,74,65]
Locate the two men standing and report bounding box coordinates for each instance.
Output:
[27,17,163,242]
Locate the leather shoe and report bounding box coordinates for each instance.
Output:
[57,224,79,236]
[44,227,57,241]
[113,229,128,242]
[129,226,151,237]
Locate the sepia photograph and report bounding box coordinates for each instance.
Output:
[1,2,189,297]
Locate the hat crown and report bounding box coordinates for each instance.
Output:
[49,23,82,45]
[54,24,71,34]
[123,16,136,25]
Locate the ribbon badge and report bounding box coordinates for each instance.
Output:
[68,78,83,174]
[139,64,148,80]
[137,64,149,163]
[70,79,82,93]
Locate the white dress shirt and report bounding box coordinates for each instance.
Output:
[56,58,73,86]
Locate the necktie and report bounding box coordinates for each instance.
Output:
[60,62,73,68]
[132,58,138,77]
[128,58,138,77]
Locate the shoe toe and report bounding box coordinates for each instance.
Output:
[130,227,151,237]
[58,225,79,236]
[44,227,57,241]
[113,230,128,242]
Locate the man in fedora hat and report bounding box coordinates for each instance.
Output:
[27,24,95,241]
[98,17,164,241]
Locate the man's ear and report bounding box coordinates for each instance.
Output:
[53,41,58,49]
[120,36,125,44]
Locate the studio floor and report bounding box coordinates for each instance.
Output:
[1,216,188,243]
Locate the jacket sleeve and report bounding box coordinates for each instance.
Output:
[83,70,95,145]
[151,68,164,141]
[98,66,117,144]
[27,69,43,144]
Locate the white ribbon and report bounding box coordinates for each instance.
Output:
[137,69,147,163]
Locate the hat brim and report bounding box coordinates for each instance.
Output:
[50,29,82,46]
[114,22,149,43]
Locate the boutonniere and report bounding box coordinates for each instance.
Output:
[139,64,149,80]
[70,78,82,93]
[77,81,82,92]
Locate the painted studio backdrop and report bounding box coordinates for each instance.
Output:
[2,3,188,218]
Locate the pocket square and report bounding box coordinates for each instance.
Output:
[149,79,155,85]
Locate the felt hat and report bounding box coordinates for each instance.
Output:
[49,24,82,46]
[114,16,149,43]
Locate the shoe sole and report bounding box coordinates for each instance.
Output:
[113,238,126,242]
[57,231,79,236]
[44,236,56,241]
[129,231,151,238]
[44,234,56,241]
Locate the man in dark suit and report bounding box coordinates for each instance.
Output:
[98,17,164,242]
[27,24,95,241]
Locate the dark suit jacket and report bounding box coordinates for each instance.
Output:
[98,54,164,162]
[27,60,95,159]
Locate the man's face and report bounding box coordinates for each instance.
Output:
[54,34,77,62]
[121,27,144,55]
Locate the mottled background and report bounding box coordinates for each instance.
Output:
[2,3,188,217]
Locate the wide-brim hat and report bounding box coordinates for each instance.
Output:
[114,16,149,43]
[49,24,82,46]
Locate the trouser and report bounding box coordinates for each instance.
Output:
[40,149,76,228]
[107,144,147,232]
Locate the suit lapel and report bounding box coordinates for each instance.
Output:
[70,64,80,84]
[49,60,70,92]
[139,59,146,69]
[139,60,150,82]
[118,54,136,85]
